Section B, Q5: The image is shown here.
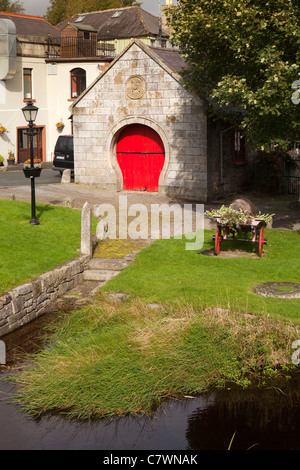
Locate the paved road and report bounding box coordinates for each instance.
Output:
[0,167,62,187]
[0,165,298,230]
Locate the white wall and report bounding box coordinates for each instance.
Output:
[0,54,102,163]
[0,56,48,163]
[46,61,102,161]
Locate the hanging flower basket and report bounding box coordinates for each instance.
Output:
[0,126,8,135]
[23,167,42,178]
[56,121,64,131]
[23,158,42,169]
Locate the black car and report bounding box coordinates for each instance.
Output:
[52,135,74,174]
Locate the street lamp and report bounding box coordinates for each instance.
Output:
[21,101,41,225]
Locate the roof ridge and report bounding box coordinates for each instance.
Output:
[59,5,159,21]
[71,5,135,16]
[0,11,61,31]
[0,11,44,20]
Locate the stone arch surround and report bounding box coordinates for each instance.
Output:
[106,117,171,193]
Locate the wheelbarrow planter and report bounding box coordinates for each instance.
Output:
[212,216,267,257]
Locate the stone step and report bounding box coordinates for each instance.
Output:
[88,258,131,271]
[83,269,121,281]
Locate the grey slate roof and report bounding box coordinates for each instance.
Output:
[0,11,60,37]
[150,47,187,74]
[57,6,169,39]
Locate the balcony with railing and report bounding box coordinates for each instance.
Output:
[47,36,116,59]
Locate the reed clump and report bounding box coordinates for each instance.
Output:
[11,296,300,420]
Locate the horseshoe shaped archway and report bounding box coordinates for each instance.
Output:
[116,124,165,192]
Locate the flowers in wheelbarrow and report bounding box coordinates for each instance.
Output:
[205,205,274,229]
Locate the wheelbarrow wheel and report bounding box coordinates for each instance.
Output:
[258,227,264,257]
[214,226,221,255]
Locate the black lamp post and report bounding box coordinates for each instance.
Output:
[21,101,40,225]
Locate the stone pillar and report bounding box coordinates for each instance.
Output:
[81,202,92,256]
[61,169,71,183]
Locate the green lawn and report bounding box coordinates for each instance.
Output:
[0,200,83,294]
[101,229,300,322]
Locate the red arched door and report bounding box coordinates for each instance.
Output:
[116,124,165,191]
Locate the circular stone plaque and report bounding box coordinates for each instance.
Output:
[126,76,146,100]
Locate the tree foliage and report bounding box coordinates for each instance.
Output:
[167,0,300,149]
[45,0,140,26]
[0,0,24,12]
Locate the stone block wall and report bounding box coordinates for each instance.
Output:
[0,255,90,337]
[72,41,208,201]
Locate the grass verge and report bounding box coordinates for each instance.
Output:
[0,200,90,294]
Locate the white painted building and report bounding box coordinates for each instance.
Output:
[0,12,111,165]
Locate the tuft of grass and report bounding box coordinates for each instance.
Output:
[94,238,149,259]
[11,297,300,420]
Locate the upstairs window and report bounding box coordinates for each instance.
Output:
[71,68,86,98]
[23,68,32,100]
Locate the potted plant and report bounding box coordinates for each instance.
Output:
[7,151,15,165]
[0,126,8,135]
[0,155,4,166]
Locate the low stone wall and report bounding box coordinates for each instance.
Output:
[0,255,90,338]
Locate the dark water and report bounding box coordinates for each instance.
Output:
[1,313,300,450]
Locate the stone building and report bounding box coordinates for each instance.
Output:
[71,40,254,201]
